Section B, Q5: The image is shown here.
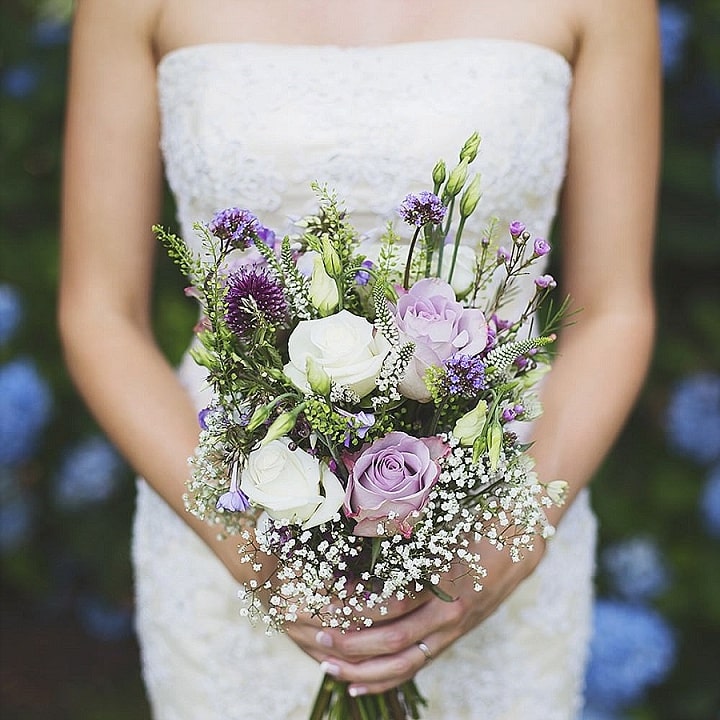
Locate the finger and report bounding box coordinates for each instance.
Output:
[320,644,427,696]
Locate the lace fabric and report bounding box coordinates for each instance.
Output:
[133,38,596,720]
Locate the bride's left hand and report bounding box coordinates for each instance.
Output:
[313,537,546,696]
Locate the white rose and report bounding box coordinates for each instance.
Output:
[240,439,344,529]
[283,309,391,398]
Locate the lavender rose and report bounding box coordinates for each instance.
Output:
[343,432,448,537]
[394,278,488,401]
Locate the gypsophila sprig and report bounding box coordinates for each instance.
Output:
[155,133,568,720]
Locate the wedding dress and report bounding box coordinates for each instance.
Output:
[133,38,596,720]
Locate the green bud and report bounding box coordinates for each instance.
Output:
[306,356,332,397]
[321,237,343,279]
[444,159,469,198]
[432,159,447,187]
[453,400,488,447]
[459,132,481,163]
[246,404,272,432]
[459,174,482,219]
[487,421,504,472]
[260,404,305,446]
[309,255,340,316]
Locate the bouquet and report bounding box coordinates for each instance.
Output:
[156,133,568,720]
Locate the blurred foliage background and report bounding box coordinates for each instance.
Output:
[1,1,718,719]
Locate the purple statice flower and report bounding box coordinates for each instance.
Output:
[398,191,447,227]
[535,274,557,289]
[444,354,486,398]
[355,259,374,286]
[699,464,720,538]
[533,237,551,257]
[224,265,288,336]
[216,464,250,512]
[508,221,526,239]
[584,599,676,711]
[208,207,262,250]
[502,407,517,423]
[602,537,670,602]
[665,372,720,465]
[496,246,511,264]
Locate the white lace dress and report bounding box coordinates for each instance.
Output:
[133,38,597,720]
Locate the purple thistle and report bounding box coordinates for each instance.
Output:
[398,191,447,227]
[225,265,288,336]
[444,354,487,398]
[509,221,526,239]
[208,207,262,251]
[533,237,551,257]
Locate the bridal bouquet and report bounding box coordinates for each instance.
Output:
[156,134,568,720]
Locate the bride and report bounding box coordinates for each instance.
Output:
[58,1,660,718]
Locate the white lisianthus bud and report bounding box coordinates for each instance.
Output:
[309,255,339,316]
[432,159,447,187]
[487,421,504,472]
[306,356,332,397]
[459,174,482,219]
[545,480,569,506]
[260,404,305,446]
[453,400,488,446]
[321,237,343,279]
[459,131,481,163]
[444,159,469,198]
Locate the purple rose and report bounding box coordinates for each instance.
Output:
[343,432,448,538]
[394,278,488,401]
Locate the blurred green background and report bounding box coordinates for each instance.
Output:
[1,1,718,719]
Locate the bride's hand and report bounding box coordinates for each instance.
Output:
[309,538,546,696]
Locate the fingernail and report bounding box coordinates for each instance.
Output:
[316,630,333,648]
[320,661,341,677]
[348,686,367,697]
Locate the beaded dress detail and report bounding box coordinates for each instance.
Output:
[133,38,596,720]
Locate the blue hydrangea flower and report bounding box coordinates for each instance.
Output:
[659,4,690,76]
[584,599,676,711]
[1,64,39,99]
[0,284,23,346]
[0,475,34,553]
[602,537,670,602]
[54,435,124,510]
[699,464,720,538]
[76,594,133,642]
[0,359,52,466]
[32,18,70,47]
[665,372,720,465]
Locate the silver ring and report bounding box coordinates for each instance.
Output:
[417,641,433,663]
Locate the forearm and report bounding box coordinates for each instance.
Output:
[530,303,655,525]
[60,308,252,582]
